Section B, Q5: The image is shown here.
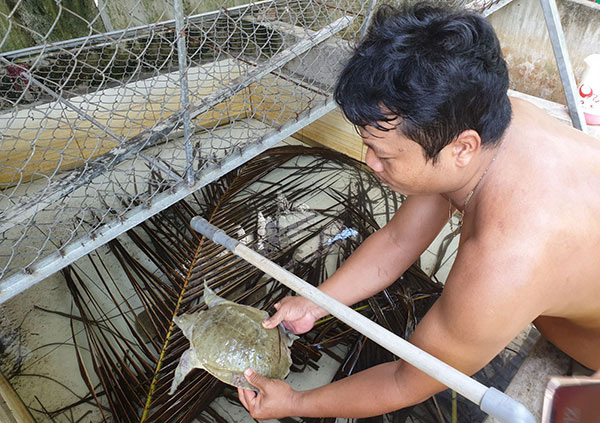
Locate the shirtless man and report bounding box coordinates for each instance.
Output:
[237,3,600,419]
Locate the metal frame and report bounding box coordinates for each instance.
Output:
[0,15,353,235]
[0,0,357,301]
[540,0,588,132]
[0,97,338,303]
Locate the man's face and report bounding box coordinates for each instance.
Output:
[360,123,452,196]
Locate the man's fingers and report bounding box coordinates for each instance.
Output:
[237,387,249,409]
[262,307,286,329]
[238,387,256,410]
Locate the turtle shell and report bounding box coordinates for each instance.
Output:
[169,283,295,393]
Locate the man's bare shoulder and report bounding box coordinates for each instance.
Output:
[461,100,600,325]
[475,99,600,239]
[447,231,541,298]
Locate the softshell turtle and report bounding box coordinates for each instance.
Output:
[169,282,296,394]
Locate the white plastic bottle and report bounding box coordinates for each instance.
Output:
[578,54,600,125]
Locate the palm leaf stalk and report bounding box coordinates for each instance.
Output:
[59,146,446,423]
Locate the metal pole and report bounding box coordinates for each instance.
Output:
[539,0,588,133]
[174,0,194,186]
[96,0,115,32]
[190,216,536,423]
[359,0,378,39]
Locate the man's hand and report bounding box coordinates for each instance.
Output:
[262,296,325,334]
[237,369,299,420]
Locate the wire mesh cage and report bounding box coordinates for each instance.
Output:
[0,0,504,300]
[0,0,369,301]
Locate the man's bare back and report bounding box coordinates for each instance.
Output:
[464,97,600,369]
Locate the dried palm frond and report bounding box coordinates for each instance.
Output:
[60,146,447,423]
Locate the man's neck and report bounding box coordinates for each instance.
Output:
[445,144,503,213]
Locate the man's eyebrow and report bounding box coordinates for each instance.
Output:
[362,141,387,156]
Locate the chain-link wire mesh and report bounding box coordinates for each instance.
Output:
[0,0,504,302]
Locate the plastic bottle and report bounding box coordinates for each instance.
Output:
[578,54,600,125]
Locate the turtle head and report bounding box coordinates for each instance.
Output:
[173,314,197,339]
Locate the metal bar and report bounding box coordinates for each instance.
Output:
[539,0,588,132]
[173,0,194,186]
[359,0,377,39]
[191,217,535,423]
[0,98,338,303]
[480,0,516,17]
[95,0,115,32]
[139,154,182,182]
[0,15,354,236]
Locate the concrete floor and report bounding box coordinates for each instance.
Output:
[484,337,571,423]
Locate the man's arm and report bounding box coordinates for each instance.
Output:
[315,193,450,313]
[241,236,546,419]
[296,237,546,417]
[262,193,450,333]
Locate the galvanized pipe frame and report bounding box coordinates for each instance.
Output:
[0,2,357,299]
[0,97,338,304]
[539,0,588,133]
[0,14,354,235]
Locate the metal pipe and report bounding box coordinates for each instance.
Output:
[359,0,377,40]
[173,0,194,186]
[190,216,536,423]
[539,0,588,133]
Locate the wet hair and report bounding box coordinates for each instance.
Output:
[334,2,512,161]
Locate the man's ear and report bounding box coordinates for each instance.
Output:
[450,130,482,167]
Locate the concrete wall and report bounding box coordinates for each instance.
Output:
[489,0,600,104]
[0,0,251,53]
[0,0,104,52]
[99,0,250,30]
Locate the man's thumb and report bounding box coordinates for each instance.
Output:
[262,307,285,329]
[244,368,267,390]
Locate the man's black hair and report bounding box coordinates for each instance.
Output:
[334,2,512,161]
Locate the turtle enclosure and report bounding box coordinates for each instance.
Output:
[0,1,539,422]
[0,0,366,296]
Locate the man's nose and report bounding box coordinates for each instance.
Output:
[365,147,383,172]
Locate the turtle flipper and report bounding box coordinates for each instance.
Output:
[203,281,237,308]
[169,348,202,395]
